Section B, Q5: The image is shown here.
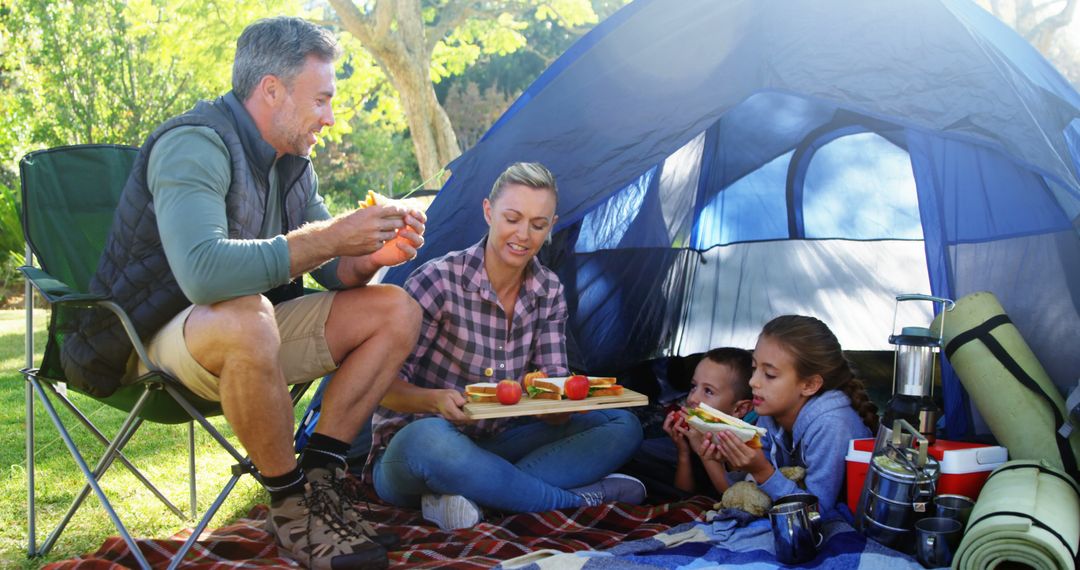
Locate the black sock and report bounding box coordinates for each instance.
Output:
[263,466,306,503]
[300,433,350,471]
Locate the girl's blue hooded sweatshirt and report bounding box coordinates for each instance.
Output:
[757,389,872,513]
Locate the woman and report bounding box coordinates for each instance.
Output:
[366,163,645,530]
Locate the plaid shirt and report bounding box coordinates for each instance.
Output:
[367,238,570,471]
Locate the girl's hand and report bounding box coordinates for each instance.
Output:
[698,435,727,463]
[713,430,773,482]
[663,411,691,456]
[681,424,710,457]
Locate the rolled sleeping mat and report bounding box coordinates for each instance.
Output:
[952,460,1079,570]
[932,291,1080,478]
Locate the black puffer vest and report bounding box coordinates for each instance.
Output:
[61,92,312,396]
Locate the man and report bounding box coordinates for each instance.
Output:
[62,17,423,569]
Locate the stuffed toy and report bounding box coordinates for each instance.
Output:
[718,466,807,517]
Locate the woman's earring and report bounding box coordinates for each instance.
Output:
[545,232,553,245]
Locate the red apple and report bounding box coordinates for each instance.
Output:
[496,379,523,405]
[564,375,589,400]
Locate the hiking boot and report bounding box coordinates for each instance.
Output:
[570,473,647,507]
[420,494,483,531]
[268,484,388,570]
[306,466,400,548]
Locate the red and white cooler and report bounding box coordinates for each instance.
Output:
[845,438,1007,512]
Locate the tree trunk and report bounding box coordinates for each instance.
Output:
[328,0,461,188]
[381,54,461,188]
[1025,0,1078,53]
[1002,0,1077,53]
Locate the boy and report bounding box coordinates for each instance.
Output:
[626,349,756,498]
[662,347,754,495]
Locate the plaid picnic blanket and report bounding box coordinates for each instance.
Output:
[45,492,714,569]
[45,478,922,569]
[503,510,925,569]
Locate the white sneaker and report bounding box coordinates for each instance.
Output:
[420,494,482,530]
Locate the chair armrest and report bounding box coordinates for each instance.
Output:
[18,265,106,305]
[19,265,160,373]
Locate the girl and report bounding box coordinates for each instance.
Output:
[707,315,879,513]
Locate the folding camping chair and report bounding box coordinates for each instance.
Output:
[18,144,311,569]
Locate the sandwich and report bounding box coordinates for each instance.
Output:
[685,402,767,448]
[522,374,625,400]
[357,189,423,211]
[522,371,563,400]
[358,190,385,208]
[584,376,623,397]
[464,382,500,403]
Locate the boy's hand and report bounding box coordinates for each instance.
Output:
[662,410,691,456]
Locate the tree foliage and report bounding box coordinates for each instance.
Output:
[326,0,602,184]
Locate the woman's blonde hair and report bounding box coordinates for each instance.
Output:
[489,162,558,205]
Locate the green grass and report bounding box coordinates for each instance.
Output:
[0,309,315,568]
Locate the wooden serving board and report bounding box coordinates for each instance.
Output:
[463,388,648,420]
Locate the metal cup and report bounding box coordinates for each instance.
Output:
[934,494,974,527]
[769,501,822,565]
[774,493,822,534]
[915,517,962,568]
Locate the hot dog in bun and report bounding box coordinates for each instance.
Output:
[685,402,766,448]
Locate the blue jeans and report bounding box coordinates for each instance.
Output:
[373,409,643,513]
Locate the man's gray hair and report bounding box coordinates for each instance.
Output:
[489,162,559,204]
[232,17,341,102]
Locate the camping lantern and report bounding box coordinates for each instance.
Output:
[882,294,955,445]
[856,294,953,543]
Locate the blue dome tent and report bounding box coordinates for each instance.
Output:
[385,0,1080,438]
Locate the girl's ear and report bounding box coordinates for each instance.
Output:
[800,374,824,397]
[482,198,492,225]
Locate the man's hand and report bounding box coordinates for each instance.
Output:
[335,203,410,258]
[370,209,427,267]
[333,204,426,286]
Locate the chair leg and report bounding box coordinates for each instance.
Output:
[26,381,37,557]
[24,245,37,557]
[161,381,314,566]
[189,421,197,518]
[166,470,247,570]
[47,384,186,519]
[48,410,156,552]
[26,374,153,569]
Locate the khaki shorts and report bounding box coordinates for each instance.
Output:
[134,292,339,401]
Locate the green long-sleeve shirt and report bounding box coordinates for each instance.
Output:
[148,125,342,305]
